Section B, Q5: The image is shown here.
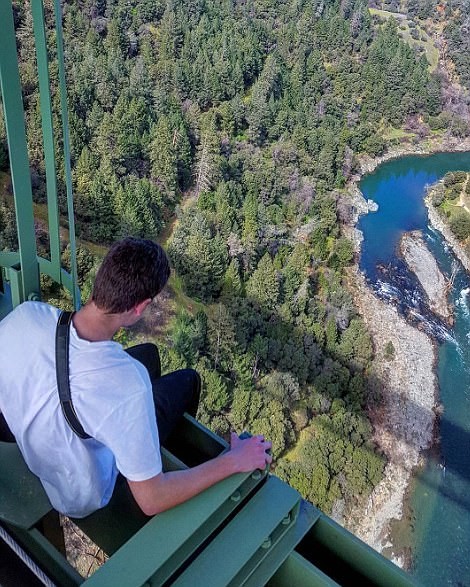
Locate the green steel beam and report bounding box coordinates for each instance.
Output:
[242,500,321,587]
[268,551,340,587]
[172,476,301,587]
[31,0,62,283]
[0,442,52,530]
[303,515,420,587]
[0,0,80,308]
[53,0,80,310]
[0,251,20,267]
[5,525,83,587]
[0,0,40,303]
[82,470,267,587]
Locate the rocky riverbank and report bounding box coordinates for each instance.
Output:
[339,139,470,565]
[344,268,437,567]
[399,230,453,323]
[353,135,470,178]
[342,134,470,254]
[425,183,470,274]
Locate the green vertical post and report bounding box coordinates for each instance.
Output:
[0,0,40,303]
[31,0,62,283]
[53,0,81,310]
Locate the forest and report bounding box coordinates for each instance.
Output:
[430,171,470,245]
[0,0,469,517]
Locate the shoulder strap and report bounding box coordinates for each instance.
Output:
[55,310,91,440]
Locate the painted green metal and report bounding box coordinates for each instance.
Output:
[0,276,12,320]
[31,0,62,283]
[52,0,80,310]
[0,0,40,303]
[165,413,229,466]
[242,500,321,587]
[268,551,340,587]
[172,476,301,587]
[71,415,230,557]
[5,525,83,587]
[0,442,52,530]
[82,470,269,587]
[0,414,419,587]
[0,0,80,311]
[297,515,420,587]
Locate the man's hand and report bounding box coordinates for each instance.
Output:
[128,432,273,516]
[229,432,272,473]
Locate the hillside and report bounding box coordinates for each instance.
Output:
[0,0,469,556]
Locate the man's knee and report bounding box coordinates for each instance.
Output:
[176,369,201,416]
[0,413,15,443]
[126,343,161,379]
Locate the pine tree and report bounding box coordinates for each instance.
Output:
[207,303,237,370]
[194,116,221,197]
[221,259,243,300]
[242,191,259,247]
[246,253,280,311]
[149,116,178,195]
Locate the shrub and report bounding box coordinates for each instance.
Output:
[449,209,470,240]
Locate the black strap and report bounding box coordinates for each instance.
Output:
[55,311,91,439]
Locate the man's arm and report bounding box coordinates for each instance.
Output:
[127,434,272,516]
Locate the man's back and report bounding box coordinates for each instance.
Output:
[0,301,161,517]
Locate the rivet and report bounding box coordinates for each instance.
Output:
[261,538,272,549]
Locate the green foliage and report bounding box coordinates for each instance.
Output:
[449,208,470,241]
[169,210,228,300]
[336,318,373,369]
[328,237,355,269]
[229,387,295,459]
[445,6,470,91]
[221,259,244,300]
[61,244,96,287]
[246,253,280,311]
[170,310,207,368]
[206,303,238,371]
[444,172,467,188]
[277,404,384,512]
[0,202,17,251]
[384,340,395,361]
[9,0,437,514]
[0,140,8,171]
[197,359,230,414]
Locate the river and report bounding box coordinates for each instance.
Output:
[358,151,470,587]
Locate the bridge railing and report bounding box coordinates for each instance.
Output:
[0,0,80,317]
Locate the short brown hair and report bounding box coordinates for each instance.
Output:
[92,238,170,313]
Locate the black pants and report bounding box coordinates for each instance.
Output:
[0,343,200,445]
[0,411,15,442]
[125,343,200,444]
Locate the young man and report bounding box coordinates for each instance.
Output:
[0,237,271,518]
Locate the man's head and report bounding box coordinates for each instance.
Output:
[91,238,170,314]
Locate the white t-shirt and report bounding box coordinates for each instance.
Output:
[0,301,162,517]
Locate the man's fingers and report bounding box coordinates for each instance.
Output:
[263,440,272,451]
[265,453,273,464]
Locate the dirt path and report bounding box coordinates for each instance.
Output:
[457,173,470,213]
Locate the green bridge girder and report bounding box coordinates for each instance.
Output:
[0,0,80,315]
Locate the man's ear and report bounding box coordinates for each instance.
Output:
[134,298,152,317]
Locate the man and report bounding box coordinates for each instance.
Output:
[0,237,271,518]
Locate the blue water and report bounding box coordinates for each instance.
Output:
[358,152,470,586]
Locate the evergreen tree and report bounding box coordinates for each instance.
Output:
[246,253,280,312]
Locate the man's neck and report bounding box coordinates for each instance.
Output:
[72,302,121,342]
